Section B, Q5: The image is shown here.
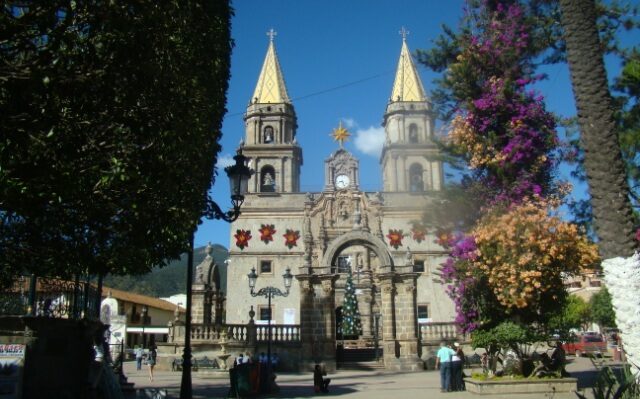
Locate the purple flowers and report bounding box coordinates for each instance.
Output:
[437,0,561,332]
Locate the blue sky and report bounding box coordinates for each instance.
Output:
[193,0,631,249]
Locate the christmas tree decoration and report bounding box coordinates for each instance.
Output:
[340,271,363,338]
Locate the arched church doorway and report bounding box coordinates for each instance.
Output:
[320,231,391,370]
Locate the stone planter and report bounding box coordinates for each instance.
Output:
[464,377,578,395]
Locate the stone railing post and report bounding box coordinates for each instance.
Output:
[246,306,257,349]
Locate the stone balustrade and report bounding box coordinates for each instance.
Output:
[418,322,465,343]
[181,323,301,344]
[256,324,301,342]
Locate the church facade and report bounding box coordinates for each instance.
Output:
[225,33,455,371]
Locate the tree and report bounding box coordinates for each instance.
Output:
[549,294,591,331]
[613,51,640,227]
[340,271,362,338]
[426,1,598,337]
[0,2,233,287]
[558,0,637,259]
[589,287,617,328]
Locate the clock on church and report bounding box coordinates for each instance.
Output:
[335,174,350,189]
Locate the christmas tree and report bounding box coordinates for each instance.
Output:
[340,271,362,338]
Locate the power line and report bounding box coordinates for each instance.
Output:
[226,69,394,117]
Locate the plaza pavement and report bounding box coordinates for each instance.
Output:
[123,356,611,399]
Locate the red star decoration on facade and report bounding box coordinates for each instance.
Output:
[411,223,426,243]
[259,224,276,244]
[386,229,404,249]
[283,229,300,249]
[234,229,252,250]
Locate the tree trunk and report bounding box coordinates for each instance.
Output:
[559,0,637,259]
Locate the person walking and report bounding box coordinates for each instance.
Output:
[147,344,157,381]
[435,341,454,392]
[135,346,144,371]
[450,342,465,391]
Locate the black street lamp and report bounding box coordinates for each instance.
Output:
[247,266,293,393]
[180,149,252,399]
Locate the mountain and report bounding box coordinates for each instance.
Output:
[103,244,229,298]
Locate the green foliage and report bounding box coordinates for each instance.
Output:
[576,365,640,399]
[590,287,617,329]
[548,294,591,331]
[614,51,640,221]
[0,2,233,286]
[103,244,228,297]
[472,321,539,354]
[340,271,362,338]
[417,0,639,122]
[471,321,543,376]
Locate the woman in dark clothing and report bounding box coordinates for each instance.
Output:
[450,343,465,391]
[313,364,330,393]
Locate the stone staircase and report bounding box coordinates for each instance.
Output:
[337,348,385,370]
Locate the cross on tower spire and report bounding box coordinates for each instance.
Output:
[399,26,410,41]
[267,28,277,42]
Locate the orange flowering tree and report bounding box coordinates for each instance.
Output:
[427,1,599,340]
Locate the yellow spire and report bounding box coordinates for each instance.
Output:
[390,28,427,102]
[251,29,291,104]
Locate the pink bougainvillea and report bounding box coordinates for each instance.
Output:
[434,1,596,333]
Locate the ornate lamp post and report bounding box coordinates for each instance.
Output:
[180,149,252,399]
[372,303,381,362]
[247,266,293,393]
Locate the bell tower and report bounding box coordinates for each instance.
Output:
[242,30,302,193]
[380,29,442,193]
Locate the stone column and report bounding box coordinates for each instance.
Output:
[296,275,317,371]
[358,286,373,338]
[191,284,207,325]
[393,274,423,371]
[378,273,397,369]
[316,275,338,372]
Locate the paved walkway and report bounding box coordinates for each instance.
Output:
[123,357,610,398]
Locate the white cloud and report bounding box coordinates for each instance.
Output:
[341,118,357,129]
[217,153,235,168]
[354,126,385,157]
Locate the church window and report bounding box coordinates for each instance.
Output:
[260,260,272,274]
[409,163,424,192]
[263,126,274,143]
[260,166,276,192]
[337,255,351,274]
[409,124,419,143]
[413,260,425,273]
[258,305,273,322]
[417,304,429,322]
